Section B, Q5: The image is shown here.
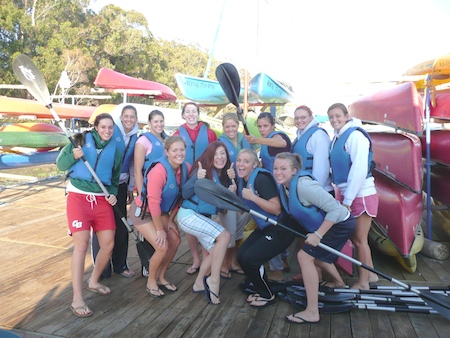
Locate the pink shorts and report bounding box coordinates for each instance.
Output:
[66,192,115,235]
[341,194,378,218]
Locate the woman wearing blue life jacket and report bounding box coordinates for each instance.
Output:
[273,152,355,325]
[245,112,292,282]
[174,102,217,275]
[91,105,138,279]
[56,113,122,318]
[235,149,295,309]
[328,103,379,290]
[218,113,252,276]
[177,141,234,305]
[129,136,189,297]
[133,109,169,276]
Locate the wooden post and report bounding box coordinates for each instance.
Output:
[244,69,249,119]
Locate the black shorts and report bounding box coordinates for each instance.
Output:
[302,215,356,264]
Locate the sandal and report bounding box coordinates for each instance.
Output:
[87,284,111,295]
[186,266,199,275]
[70,304,92,318]
[120,269,135,278]
[158,283,178,292]
[249,295,276,309]
[220,270,232,280]
[146,287,164,298]
[230,268,245,275]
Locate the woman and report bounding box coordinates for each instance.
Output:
[56,113,122,318]
[236,149,294,308]
[327,103,379,290]
[218,113,252,276]
[291,105,332,193]
[129,136,189,297]
[174,102,217,275]
[177,141,233,304]
[246,112,292,281]
[273,152,355,324]
[133,109,169,276]
[91,105,138,279]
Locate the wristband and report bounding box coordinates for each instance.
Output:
[314,231,323,240]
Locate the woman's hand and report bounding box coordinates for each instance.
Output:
[155,229,167,248]
[241,184,256,201]
[106,194,117,206]
[245,135,258,144]
[305,232,321,247]
[228,178,237,194]
[342,203,352,212]
[72,146,84,160]
[168,219,180,237]
[127,191,135,204]
[226,162,236,179]
[197,162,207,179]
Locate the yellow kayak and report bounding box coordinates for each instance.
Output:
[401,54,450,90]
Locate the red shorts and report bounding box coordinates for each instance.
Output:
[341,194,378,218]
[66,192,116,235]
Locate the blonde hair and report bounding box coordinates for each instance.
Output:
[275,152,302,170]
[164,135,186,151]
[222,112,240,127]
[237,148,260,167]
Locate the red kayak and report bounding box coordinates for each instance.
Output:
[373,171,423,257]
[369,131,423,193]
[94,68,177,102]
[349,82,423,134]
[420,129,450,166]
[429,90,450,121]
[425,164,450,206]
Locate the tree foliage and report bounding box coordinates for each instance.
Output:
[1,0,220,107]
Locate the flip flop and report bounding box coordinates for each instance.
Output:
[158,283,178,292]
[285,314,320,325]
[203,276,220,305]
[186,266,199,275]
[87,285,111,295]
[120,270,135,278]
[146,287,164,298]
[220,270,232,280]
[230,268,245,275]
[70,305,93,318]
[249,295,277,309]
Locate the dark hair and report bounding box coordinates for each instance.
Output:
[148,109,164,122]
[121,105,137,117]
[94,113,114,127]
[181,102,200,119]
[189,141,231,185]
[294,105,313,116]
[327,103,348,116]
[275,152,302,171]
[257,112,275,125]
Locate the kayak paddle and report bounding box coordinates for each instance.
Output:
[215,63,250,135]
[194,178,450,320]
[12,54,154,268]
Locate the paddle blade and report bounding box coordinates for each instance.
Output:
[194,179,250,213]
[136,238,155,269]
[419,291,450,320]
[13,54,52,106]
[216,63,241,107]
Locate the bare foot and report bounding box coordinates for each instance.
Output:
[204,276,220,305]
[285,310,320,324]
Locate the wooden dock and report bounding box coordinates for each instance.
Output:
[0,177,449,337]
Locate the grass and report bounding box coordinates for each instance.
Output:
[0,164,65,186]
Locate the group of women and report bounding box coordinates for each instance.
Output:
[57,101,378,325]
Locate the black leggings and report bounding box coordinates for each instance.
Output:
[237,225,295,298]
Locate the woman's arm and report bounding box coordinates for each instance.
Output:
[134,142,148,197]
[246,133,287,148]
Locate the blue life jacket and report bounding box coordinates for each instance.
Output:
[141,156,188,214]
[279,171,325,232]
[238,168,277,230]
[218,135,251,166]
[291,126,328,172]
[178,124,209,166]
[181,170,220,216]
[113,125,137,174]
[330,127,374,185]
[141,131,168,173]
[260,131,292,175]
[70,132,117,185]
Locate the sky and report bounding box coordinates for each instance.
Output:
[90,0,450,114]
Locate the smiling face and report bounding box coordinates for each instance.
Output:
[213,146,227,170]
[223,118,239,140]
[149,113,165,135]
[294,108,313,131]
[120,107,137,133]
[236,151,257,181]
[165,140,186,168]
[95,117,114,141]
[273,158,297,187]
[327,107,349,132]
[257,116,275,138]
[182,103,199,128]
